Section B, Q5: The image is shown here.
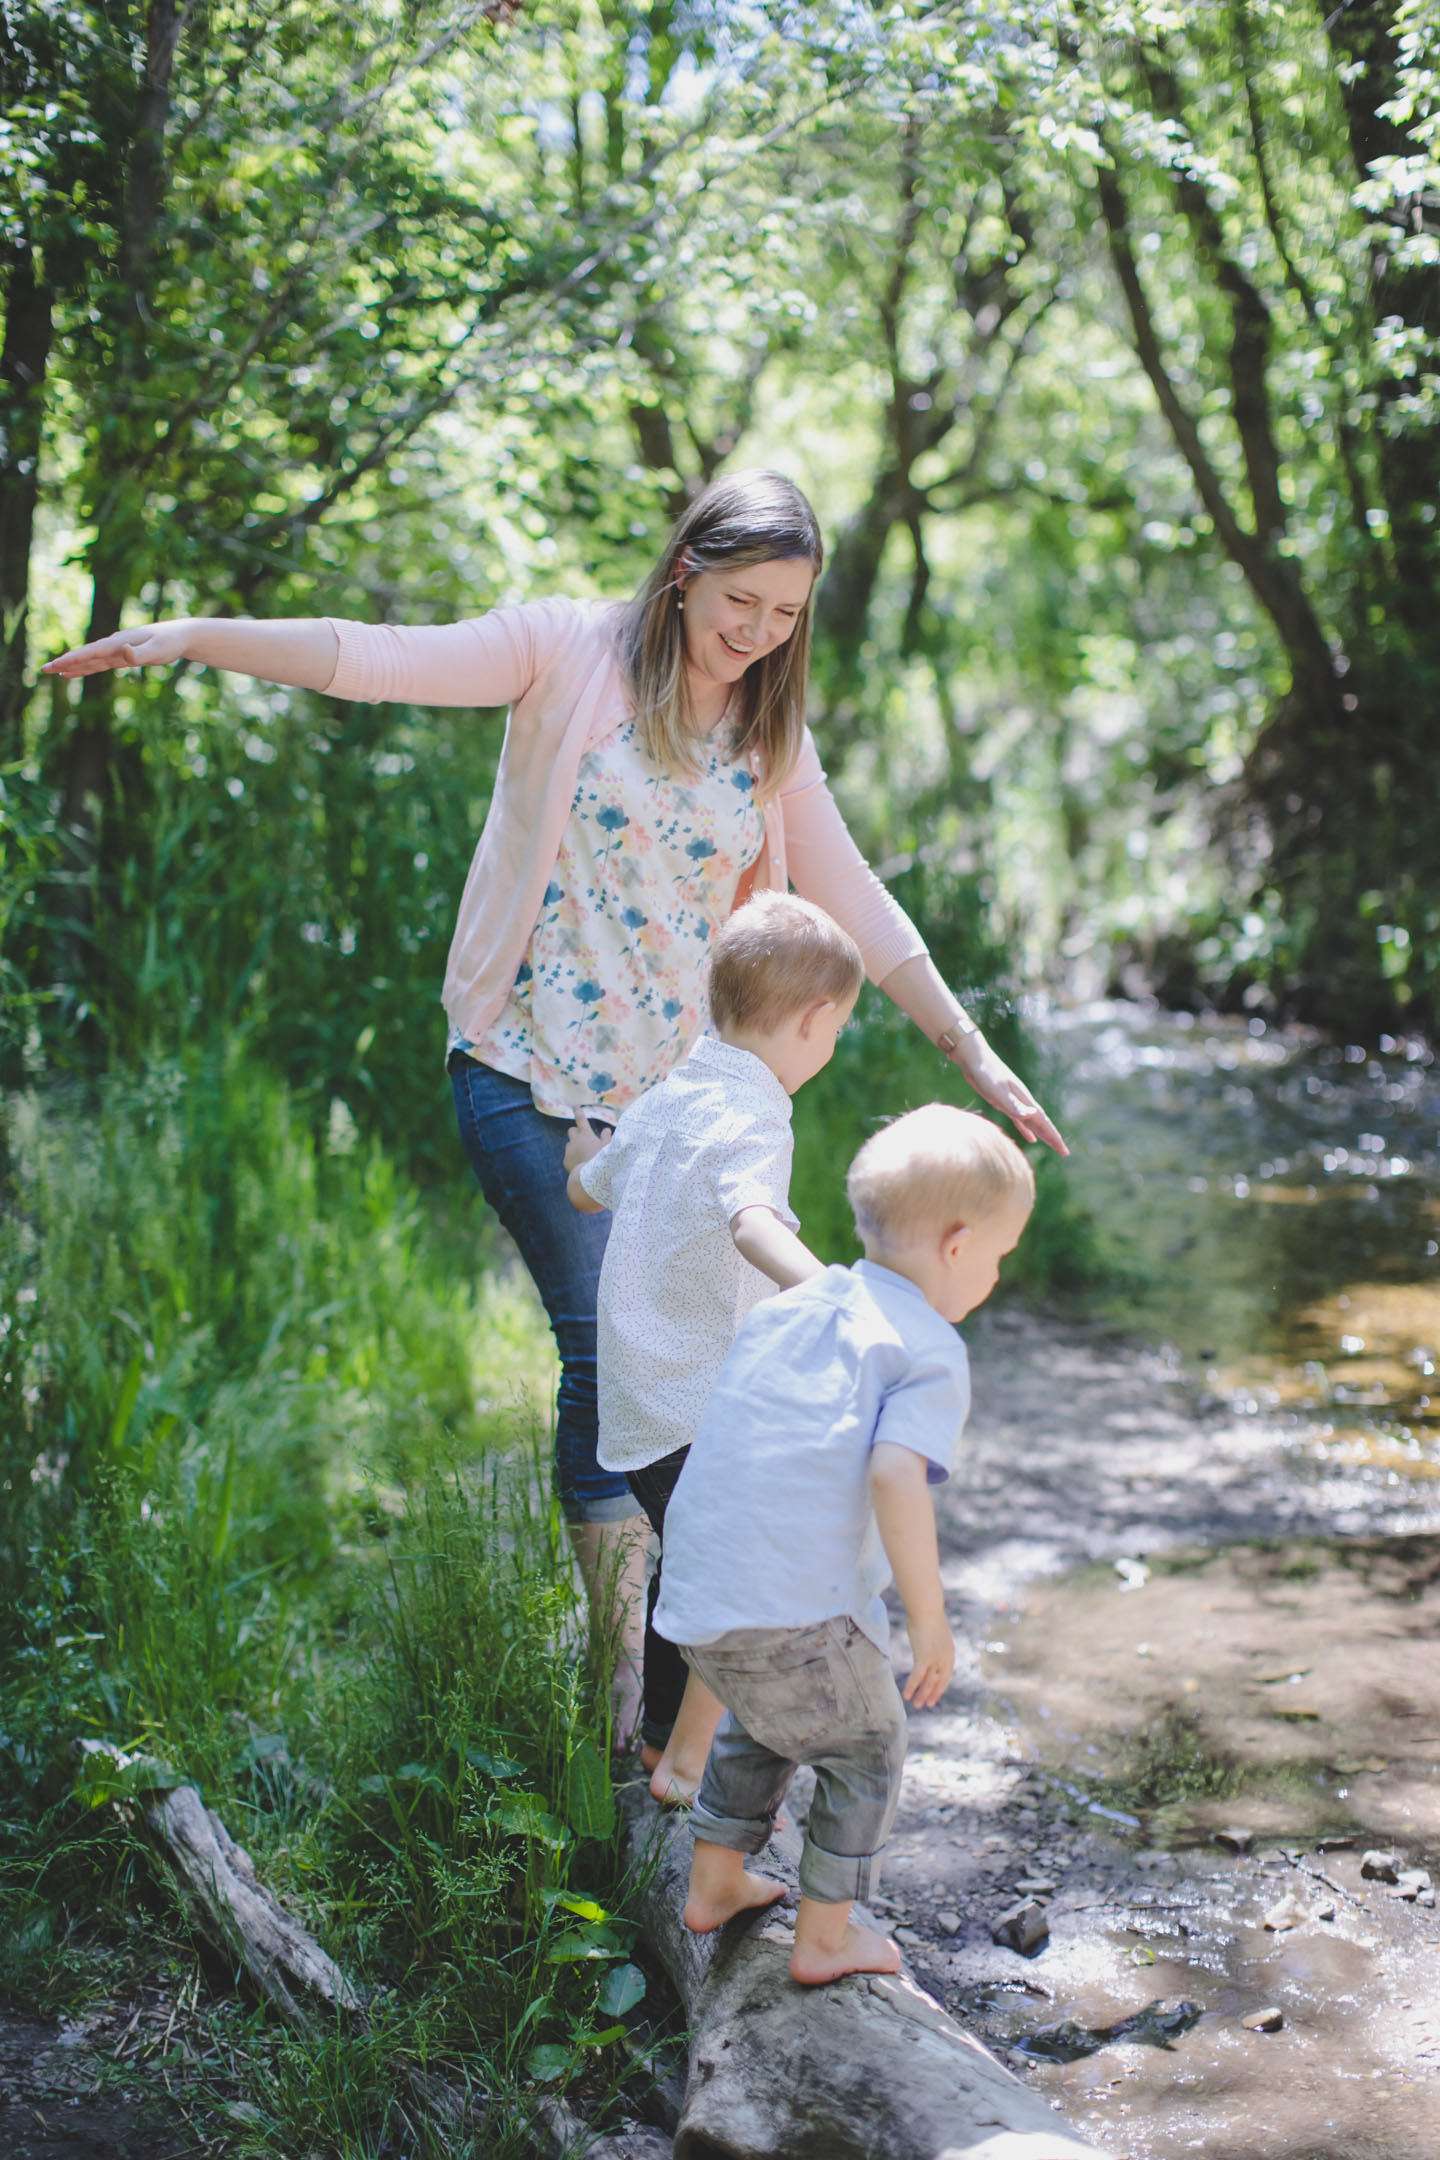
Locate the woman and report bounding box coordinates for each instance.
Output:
[45,469,1064,1762]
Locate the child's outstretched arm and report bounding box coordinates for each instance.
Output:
[730,1205,826,1290]
[869,1442,954,1708]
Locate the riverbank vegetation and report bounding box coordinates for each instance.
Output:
[2,0,1437,2146]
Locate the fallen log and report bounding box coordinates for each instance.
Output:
[74,1740,364,2027]
[74,1742,666,2154]
[621,1786,1103,2160]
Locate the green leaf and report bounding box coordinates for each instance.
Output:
[526,2043,572,2083]
[551,1893,609,1923]
[466,1746,523,1781]
[563,1738,615,1839]
[546,1930,613,1964]
[75,1751,185,1807]
[494,1791,568,1847]
[107,1354,142,1456]
[597,1962,646,2017]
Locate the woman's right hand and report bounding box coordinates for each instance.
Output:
[43,622,194,677]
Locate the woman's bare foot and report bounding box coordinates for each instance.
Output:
[789,1918,901,1986]
[643,1672,726,1805]
[684,1868,788,1934]
[637,1742,700,1803]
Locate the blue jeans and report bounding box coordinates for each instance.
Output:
[449,1053,639,1525]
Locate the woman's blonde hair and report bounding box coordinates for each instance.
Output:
[617,470,822,795]
[847,1105,1035,1247]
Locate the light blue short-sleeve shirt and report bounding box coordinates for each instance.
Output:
[653,1259,971,1652]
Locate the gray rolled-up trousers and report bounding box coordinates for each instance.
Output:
[683,1615,909,1905]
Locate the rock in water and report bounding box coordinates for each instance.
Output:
[991,1899,1051,1956]
[1360,1849,1400,1883]
[1242,2006,1284,2033]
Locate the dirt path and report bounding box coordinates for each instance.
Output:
[868,1304,1440,2160]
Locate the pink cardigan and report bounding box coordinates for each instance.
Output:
[323,596,928,1047]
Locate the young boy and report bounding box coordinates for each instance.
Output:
[563,891,865,1804]
[653,1103,1034,1985]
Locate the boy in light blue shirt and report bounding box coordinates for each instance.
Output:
[654,1103,1034,1987]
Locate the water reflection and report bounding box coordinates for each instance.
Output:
[1050,1002,1440,1475]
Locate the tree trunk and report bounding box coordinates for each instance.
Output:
[622,1789,1102,2160]
[0,243,54,754]
[58,0,186,951]
[1322,0,1440,652]
[1093,152,1344,730]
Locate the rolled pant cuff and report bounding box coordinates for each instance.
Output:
[559,1490,645,1526]
[690,1795,774,1858]
[799,1836,882,1905]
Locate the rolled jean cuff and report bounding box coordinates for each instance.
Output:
[689,1794,776,1858]
[798,1835,883,1906]
[560,1487,645,1527]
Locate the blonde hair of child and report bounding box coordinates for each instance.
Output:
[708,892,864,1035]
[847,1103,1035,1247]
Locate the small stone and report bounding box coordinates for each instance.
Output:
[1242,2006,1284,2033]
[1214,1828,1253,1854]
[893,1925,924,1946]
[1263,1892,1308,1932]
[992,1899,1050,1956]
[1389,1870,1433,1902]
[1013,1876,1058,1896]
[1315,1900,1337,1921]
[936,1910,962,1936]
[1361,1849,1401,1884]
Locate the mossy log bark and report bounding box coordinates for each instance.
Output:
[622,1787,1102,2160]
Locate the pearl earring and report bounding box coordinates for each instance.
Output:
[676,591,685,611]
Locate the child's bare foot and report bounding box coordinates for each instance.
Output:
[683,1868,788,1934]
[789,1918,901,1986]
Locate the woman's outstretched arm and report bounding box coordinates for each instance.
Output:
[42,618,341,691]
[780,734,1068,1156]
[878,952,1068,1156]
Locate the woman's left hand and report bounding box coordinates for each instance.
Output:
[953,1033,1068,1155]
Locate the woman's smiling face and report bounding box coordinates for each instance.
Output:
[678,555,815,701]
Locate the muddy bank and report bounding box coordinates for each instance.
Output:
[868,1303,1440,2160]
[0,1995,197,2160]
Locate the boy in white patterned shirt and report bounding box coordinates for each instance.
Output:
[563,892,863,1803]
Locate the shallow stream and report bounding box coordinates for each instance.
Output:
[1055,1001,1440,1493]
[872,1004,1440,2160]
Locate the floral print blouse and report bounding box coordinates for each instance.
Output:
[466,718,765,1117]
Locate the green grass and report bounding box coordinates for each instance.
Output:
[0,1057,663,2151]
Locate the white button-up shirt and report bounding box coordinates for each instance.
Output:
[653,1259,970,1651]
[575,1032,798,1473]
